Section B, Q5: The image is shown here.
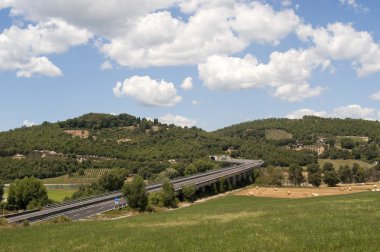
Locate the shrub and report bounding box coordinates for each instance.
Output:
[182,184,197,202]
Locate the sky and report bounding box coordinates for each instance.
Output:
[1,0,380,131]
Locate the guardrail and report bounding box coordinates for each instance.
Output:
[5,159,263,223]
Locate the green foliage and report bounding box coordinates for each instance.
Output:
[159,180,177,208]
[254,167,284,186]
[71,183,104,200]
[288,164,304,186]
[307,164,322,187]
[338,165,353,183]
[7,177,48,210]
[122,176,147,211]
[308,173,322,187]
[352,164,366,183]
[322,162,334,173]
[323,171,340,187]
[181,184,197,202]
[340,138,356,149]
[22,220,30,227]
[98,169,128,191]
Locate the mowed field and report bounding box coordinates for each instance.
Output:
[1,193,380,252]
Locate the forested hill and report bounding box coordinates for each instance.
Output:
[214,116,380,143]
[0,114,379,181]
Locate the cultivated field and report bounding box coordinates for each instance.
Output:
[1,193,379,251]
[47,189,77,202]
[265,129,293,140]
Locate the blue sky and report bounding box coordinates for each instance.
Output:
[1,0,380,131]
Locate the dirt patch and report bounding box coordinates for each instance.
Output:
[64,130,89,139]
[235,183,380,199]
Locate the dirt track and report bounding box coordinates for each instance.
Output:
[235,183,380,198]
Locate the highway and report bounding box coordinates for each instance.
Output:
[5,158,263,223]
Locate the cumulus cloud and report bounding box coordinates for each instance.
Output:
[285,109,328,119]
[286,104,378,120]
[180,77,193,90]
[22,120,36,127]
[191,100,200,105]
[0,18,91,77]
[297,22,380,77]
[370,90,380,100]
[159,114,197,127]
[198,49,328,102]
[112,76,182,107]
[100,1,300,67]
[100,61,113,70]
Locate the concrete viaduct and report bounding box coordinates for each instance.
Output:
[5,157,263,223]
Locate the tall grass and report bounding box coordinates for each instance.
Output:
[1,192,379,251]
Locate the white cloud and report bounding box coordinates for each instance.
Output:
[370,90,380,100]
[100,1,300,67]
[198,49,328,102]
[180,77,193,90]
[297,23,380,76]
[285,109,328,119]
[112,76,182,107]
[100,61,113,70]
[159,114,197,127]
[339,0,368,12]
[0,0,178,37]
[0,18,91,77]
[331,104,374,119]
[191,100,200,105]
[286,104,378,120]
[22,120,36,127]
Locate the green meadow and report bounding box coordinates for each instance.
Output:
[1,192,379,252]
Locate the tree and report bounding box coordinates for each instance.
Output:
[98,169,127,191]
[323,171,339,187]
[322,162,334,173]
[182,184,196,202]
[7,177,49,210]
[308,173,322,187]
[340,138,356,149]
[184,164,197,176]
[122,175,147,211]
[288,164,304,186]
[352,164,366,183]
[338,165,352,183]
[307,163,322,187]
[160,180,177,208]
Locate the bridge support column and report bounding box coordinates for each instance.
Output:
[201,186,206,193]
[231,176,236,187]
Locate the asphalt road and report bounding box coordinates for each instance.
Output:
[5,159,262,223]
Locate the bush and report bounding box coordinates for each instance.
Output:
[160,180,177,208]
[323,170,340,187]
[122,175,147,211]
[182,184,197,202]
[22,220,30,227]
[7,177,49,210]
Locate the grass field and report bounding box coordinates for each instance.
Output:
[318,159,372,169]
[1,192,379,251]
[47,189,77,202]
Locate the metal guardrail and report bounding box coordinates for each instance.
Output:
[5,159,263,223]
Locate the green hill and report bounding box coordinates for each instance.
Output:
[1,114,379,182]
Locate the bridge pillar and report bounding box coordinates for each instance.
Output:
[201,186,206,193]
[231,176,236,187]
